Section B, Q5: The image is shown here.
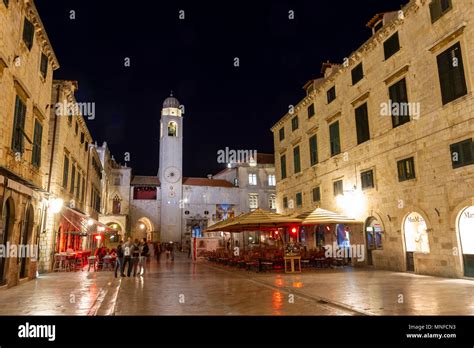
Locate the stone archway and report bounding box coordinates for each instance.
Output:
[456,205,474,277]
[136,217,154,239]
[401,210,431,272]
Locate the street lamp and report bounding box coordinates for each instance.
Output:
[49,198,63,214]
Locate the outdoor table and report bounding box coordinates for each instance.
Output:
[284,255,301,273]
[87,256,97,272]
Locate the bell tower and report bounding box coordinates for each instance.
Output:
[158,93,183,242]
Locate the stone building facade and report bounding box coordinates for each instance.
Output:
[39,80,104,272]
[96,141,131,247]
[271,0,474,278]
[0,0,59,286]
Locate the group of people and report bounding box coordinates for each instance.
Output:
[114,238,149,278]
[114,239,178,277]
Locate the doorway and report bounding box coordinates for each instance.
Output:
[458,206,474,277]
[19,204,34,279]
[365,217,383,266]
[403,212,429,272]
[0,198,14,285]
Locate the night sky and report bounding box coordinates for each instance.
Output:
[36,0,408,177]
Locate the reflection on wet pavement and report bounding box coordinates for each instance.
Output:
[0,253,473,316]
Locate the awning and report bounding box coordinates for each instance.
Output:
[204,208,301,233]
[295,207,363,225]
[58,206,117,235]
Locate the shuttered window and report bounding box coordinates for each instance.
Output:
[397,157,416,182]
[11,96,27,154]
[31,120,42,167]
[62,156,69,189]
[312,187,321,202]
[361,170,374,189]
[309,134,318,166]
[307,103,315,118]
[291,116,299,131]
[296,192,303,207]
[279,127,285,141]
[450,139,473,169]
[280,155,287,180]
[329,121,341,156]
[436,42,467,105]
[327,86,336,104]
[384,32,400,60]
[70,164,76,194]
[40,53,48,79]
[389,78,410,128]
[351,63,364,85]
[293,146,301,174]
[430,0,452,23]
[355,103,370,144]
[23,18,35,50]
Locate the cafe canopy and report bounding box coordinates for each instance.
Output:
[204,208,301,233]
[295,207,363,225]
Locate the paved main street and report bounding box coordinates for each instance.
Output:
[0,253,473,316]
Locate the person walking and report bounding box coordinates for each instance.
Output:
[114,240,124,278]
[138,238,149,276]
[121,237,133,277]
[131,239,140,276]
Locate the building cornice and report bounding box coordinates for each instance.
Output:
[271,0,425,131]
[25,0,60,70]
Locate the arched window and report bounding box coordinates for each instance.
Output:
[112,195,121,214]
[168,121,177,137]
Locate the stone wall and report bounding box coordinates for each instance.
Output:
[271,0,474,278]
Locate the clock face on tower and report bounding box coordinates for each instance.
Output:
[164,166,181,183]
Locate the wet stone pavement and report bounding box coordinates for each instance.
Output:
[0,253,473,316]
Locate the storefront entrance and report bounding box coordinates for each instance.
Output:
[458,206,474,277]
[19,204,34,279]
[365,217,383,266]
[0,198,14,285]
[403,212,429,272]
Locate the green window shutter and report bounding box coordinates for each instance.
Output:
[293,146,301,173]
[437,43,467,105]
[329,121,341,156]
[355,103,370,144]
[32,120,42,167]
[62,156,69,188]
[12,96,26,153]
[22,18,35,50]
[309,135,318,166]
[280,155,287,179]
[384,32,400,60]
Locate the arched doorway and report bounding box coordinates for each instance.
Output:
[19,204,34,279]
[403,212,430,272]
[106,222,122,248]
[365,216,384,266]
[457,206,474,277]
[0,198,15,285]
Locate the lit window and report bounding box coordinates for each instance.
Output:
[248,173,257,185]
[168,121,177,136]
[249,194,259,210]
[269,194,276,210]
[268,174,276,186]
